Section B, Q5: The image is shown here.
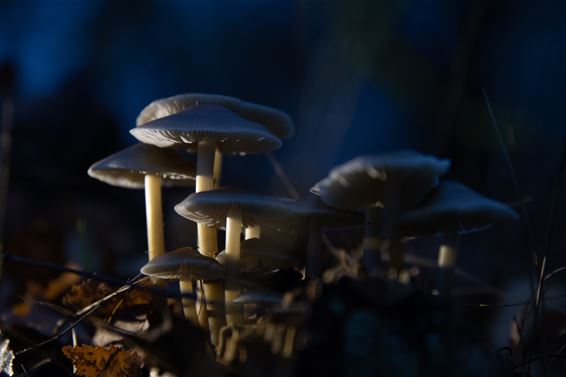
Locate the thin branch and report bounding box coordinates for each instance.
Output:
[15,276,145,356]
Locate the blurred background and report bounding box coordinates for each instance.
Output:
[1,0,565,341]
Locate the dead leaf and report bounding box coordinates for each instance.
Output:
[62,280,152,317]
[62,344,141,377]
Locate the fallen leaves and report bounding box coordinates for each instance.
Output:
[62,344,141,377]
[62,279,152,317]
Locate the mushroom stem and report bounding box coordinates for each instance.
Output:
[213,147,223,188]
[362,206,382,274]
[306,217,321,279]
[179,279,198,323]
[245,225,261,240]
[144,175,165,261]
[435,229,458,295]
[196,280,209,329]
[196,141,218,256]
[225,207,244,325]
[196,139,226,344]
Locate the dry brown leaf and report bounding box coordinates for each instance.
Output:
[62,344,141,377]
[62,279,152,316]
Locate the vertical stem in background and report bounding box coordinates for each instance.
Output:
[196,139,225,344]
[179,279,198,323]
[245,225,261,240]
[435,229,459,296]
[306,217,321,279]
[213,147,223,188]
[144,175,165,261]
[225,207,243,325]
[362,206,382,274]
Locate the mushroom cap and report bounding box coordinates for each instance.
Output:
[136,93,294,139]
[130,104,281,154]
[398,181,519,236]
[310,151,451,210]
[175,189,363,230]
[232,290,283,305]
[175,189,301,228]
[88,143,196,189]
[216,238,301,271]
[140,247,226,280]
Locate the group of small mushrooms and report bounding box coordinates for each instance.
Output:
[88,93,519,355]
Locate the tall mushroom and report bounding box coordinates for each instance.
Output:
[88,143,203,324]
[310,151,450,274]
[130,104,281,344]
[398,180,519,294]
[88,143,195,262]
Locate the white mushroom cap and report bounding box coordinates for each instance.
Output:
[399,181,519,236]
[175,189,362,229]
[140,247,226,280]
[130,104,281,154]
[310,150,451,210]
[136,93,294,139]
[87,143,196,189]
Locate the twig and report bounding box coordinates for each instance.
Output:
[266,152,300,199]
[15,277,145,355]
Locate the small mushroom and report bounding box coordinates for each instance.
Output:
[140,247,226,322]
[232,290,283,319]
[399,181,519,294]
[311,151,450,274]
[88,143,195,262]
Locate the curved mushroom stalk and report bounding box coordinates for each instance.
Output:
[245,225,261,240]
[435,229,459,295]
[225,207,244,325]
[144,175,165,261]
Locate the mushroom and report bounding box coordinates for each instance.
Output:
[136,93,294,139]
[131,104,281,343]
[310,151,450,274]
[398,181,519,294]
[88,143,195,262]
[174,189,301,325]
[140,247,226,322]
[135,93,294,188]
[175,189,361,321]
[232,291,283,319]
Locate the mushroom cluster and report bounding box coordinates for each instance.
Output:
[88,93,519,363]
